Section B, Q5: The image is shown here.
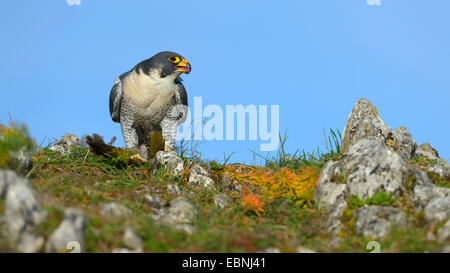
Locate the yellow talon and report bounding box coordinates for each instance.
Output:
[130,154,147,163]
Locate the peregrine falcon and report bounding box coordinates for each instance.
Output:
[109,51,190,151]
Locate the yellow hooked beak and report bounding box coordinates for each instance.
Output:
[175,59,191,74]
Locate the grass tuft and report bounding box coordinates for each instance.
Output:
[348,190,395,209]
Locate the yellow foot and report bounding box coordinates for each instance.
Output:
[130,153,147,163]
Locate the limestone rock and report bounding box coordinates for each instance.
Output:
[190,164,209,176]
[414,143,450,178]
[296,246,316,253]
[0,170,46,252]
[0,169,28,198]
[151,197,197,235]
[316,179,347,209]
[8,147,33,174]
[100,202,133,218]
[188,164,216,190]
[354,205,407,239]
[316,97,450,240]
[413,185,450,210]
[427,159,450,178]
[188,174,215,190]
[415,143,439,159]
[341,98,393,153]
[154,150,184,175]
[258,247,281,253]
[16,232,45,253]
[123,227,143,252]
[315,178,347,234]
[392,126,417,160]
[45,208,87,253]
[423,196,450,222]
[111,247,132,253]
[144,195,167,210]
[437,220,450,243]
[213,194,231,209]
[167,183,181,194]
[2,181,47,242]
[164,197,197,225]
[319,138,407,200]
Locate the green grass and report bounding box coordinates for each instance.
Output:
[348,190,395,209]
[250,128,342,170]
[436,180,450,188]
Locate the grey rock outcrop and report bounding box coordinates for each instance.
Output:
[100,202,133,218]
[0,170,47,252]
[437,220,450,243]
[258,247,281,253]
[318,138,408,200]
[413,185,450,211]
[167,183,181,194]
[151,197,197,234]
[1,177,47,245]
[415,143,450,178]
[341,98,393,153]
[45,208,87,253]
[415,143,439,159]
[111,247,133,253]
[316,98,450,238]
[8,147,33,174]
[213,194,231,209]
[354,205,407,239]
[188,164,215,190]
[392,126,418,160]
[423,196,450,222]
[296,246,316,253]
[123,227,143,252]
[145,195,167,210]
[16,232,45,253]
[315,181,347,234]
[154,150,184,176]
[0,169,28,197]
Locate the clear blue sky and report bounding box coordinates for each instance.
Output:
[1,0,449,164]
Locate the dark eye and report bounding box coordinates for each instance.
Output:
[168,56,180,63]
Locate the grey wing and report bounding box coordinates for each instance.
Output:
[109,71,129,122]
[174,78,188,124]
[175,77,188,106]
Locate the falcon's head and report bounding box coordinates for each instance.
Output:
[144,51,191,78]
